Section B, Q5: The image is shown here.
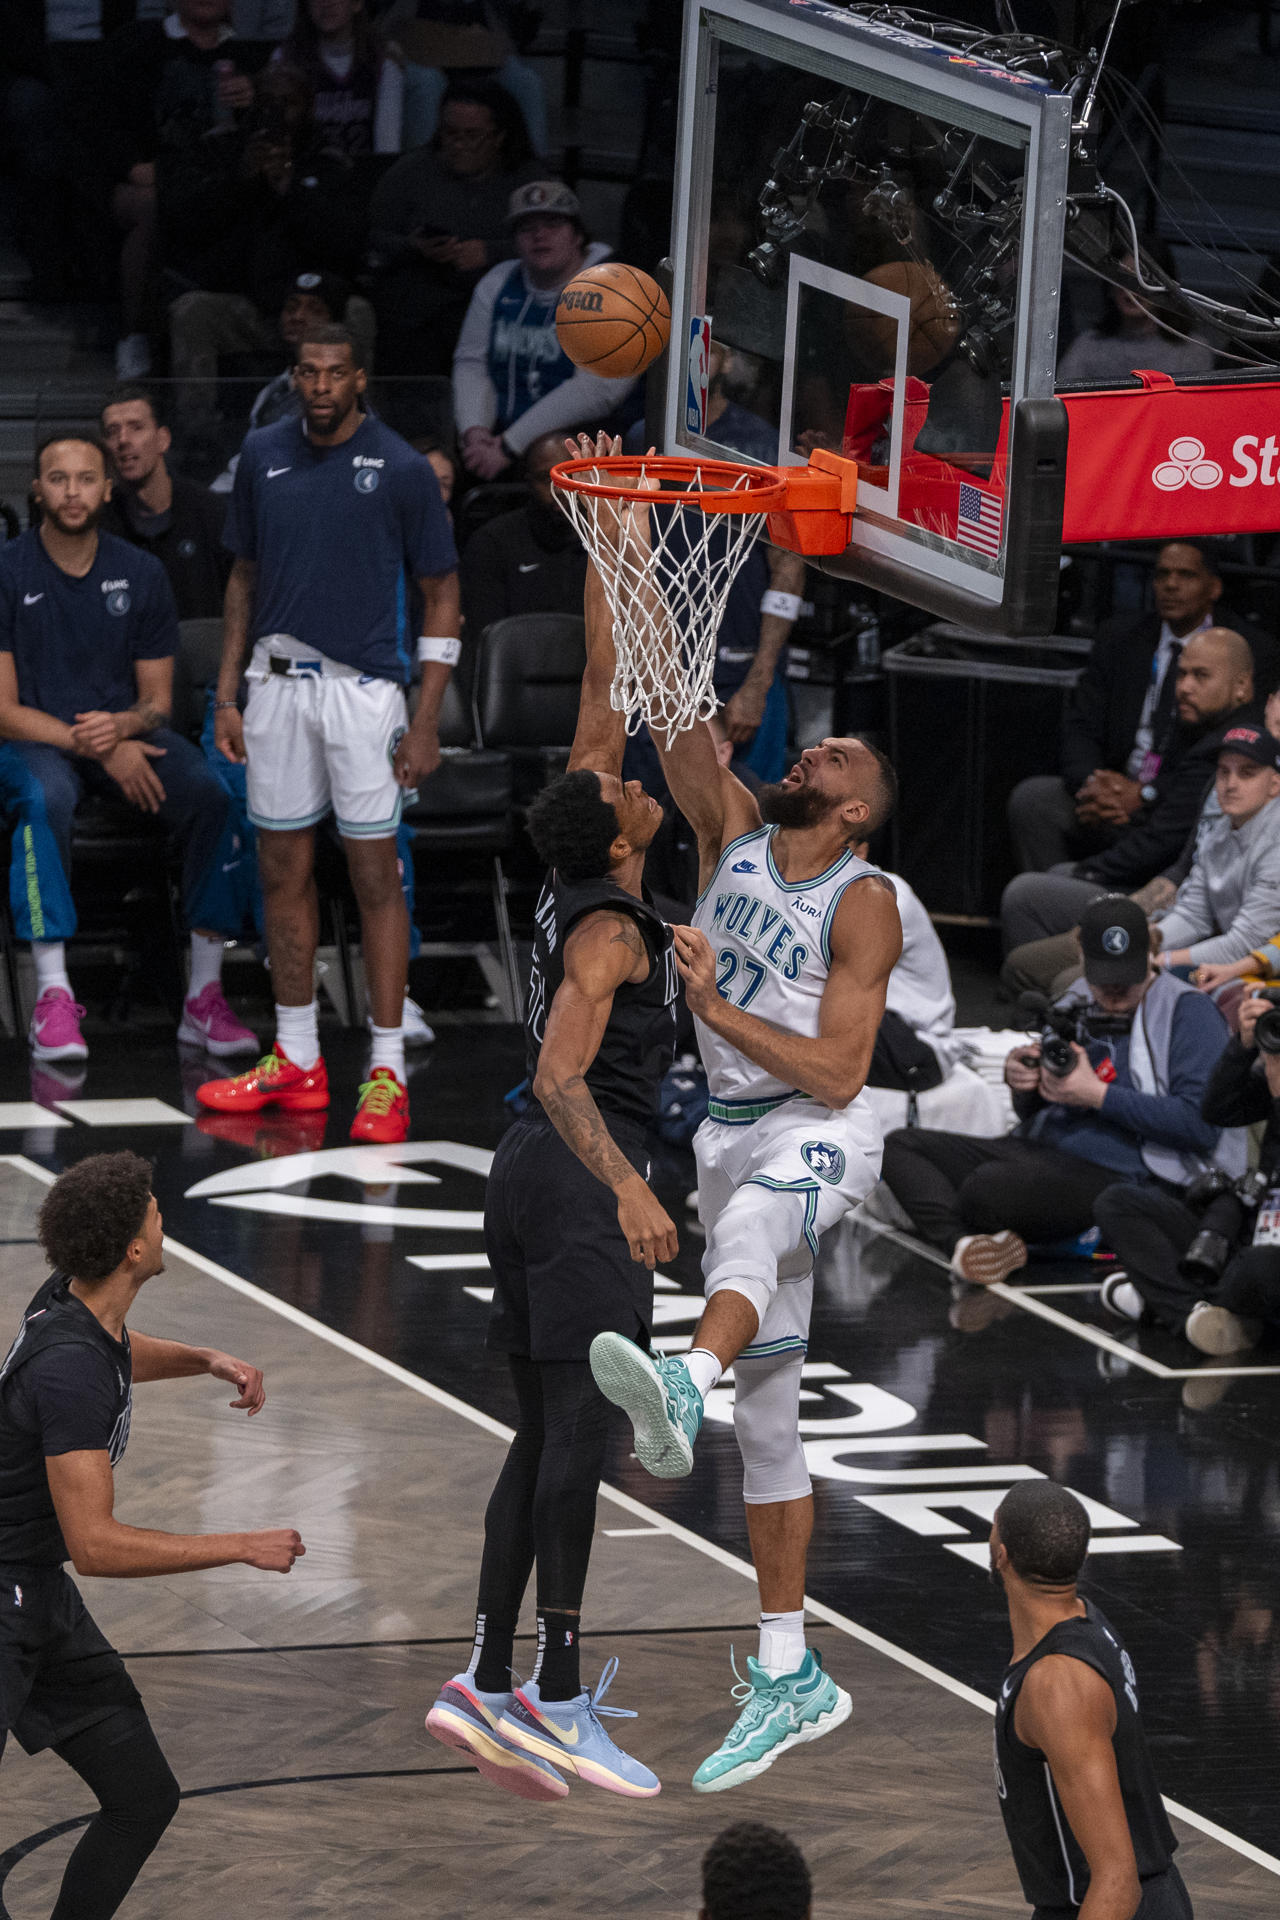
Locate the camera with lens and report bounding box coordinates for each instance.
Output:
[1178,1165,1271,1287]
[1251,985,1280,1055]
[1018,993,1131,1080]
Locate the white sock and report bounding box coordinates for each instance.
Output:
[683,1347,723,1399]
[369,1022,405,1085]
[275,1000,320,1071]
[758,1609,806,1678]
[33,943,72,997]
[187,931,224,998]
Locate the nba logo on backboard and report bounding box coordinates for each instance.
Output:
[686,317,711,436]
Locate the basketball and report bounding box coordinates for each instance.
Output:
[843,259,962,376]
[555,262,671,378]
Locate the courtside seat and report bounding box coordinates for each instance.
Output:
[474,612,587,806]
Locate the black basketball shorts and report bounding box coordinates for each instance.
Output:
[0,1564,142,1757]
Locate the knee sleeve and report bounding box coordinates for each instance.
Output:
[733,1358,811,1504]
[704,1180,816,1324]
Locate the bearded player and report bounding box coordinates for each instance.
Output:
[590,630,901,1790]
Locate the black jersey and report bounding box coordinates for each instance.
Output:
[994,1601,1176,1911]
[0,1274,133,1567]
[525,870,677,1131]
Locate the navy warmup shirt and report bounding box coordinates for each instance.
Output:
[224,413,458,683]
[0,529,177,725]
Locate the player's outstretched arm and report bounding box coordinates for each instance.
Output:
[47,1451,305,1577]
[129,1331,266,1415]
[533,911,678,1269]
[673,875,901,1109]
[1017,1656,1143,1920]
[569,432,628,779]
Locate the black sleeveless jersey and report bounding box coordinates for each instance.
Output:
[0,1273,133,1566]
[525,870,677,1131]
[994,1601,1176,1910]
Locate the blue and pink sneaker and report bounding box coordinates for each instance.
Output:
[497,1658,661,1797]
[425,1674,567,1802]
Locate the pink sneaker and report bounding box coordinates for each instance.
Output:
[29,987,88,1062]
[178,982,259,1058]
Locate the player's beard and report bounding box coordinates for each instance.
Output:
[41,500,103,538]
[757,781,832,831]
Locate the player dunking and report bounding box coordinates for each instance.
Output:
[425,439,677,1800]
[590,629,901,1789]
[991,1482,1191,1920]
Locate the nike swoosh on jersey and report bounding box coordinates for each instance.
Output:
[517,562,540,573]
[266,466,292,478]
[731,859,759,873]
[23,593,43,605]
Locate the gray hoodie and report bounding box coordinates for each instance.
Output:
[1155,793,1280,965]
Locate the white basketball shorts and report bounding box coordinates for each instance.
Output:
[694,1093,882,1364]
[242,639,408,838]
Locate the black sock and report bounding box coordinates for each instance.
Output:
[534,1607,581,1701]
[472,1610,517,1694]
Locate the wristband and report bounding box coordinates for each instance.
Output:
[418,636,462,666]
[213,700,239,711]
[761,588,803,622]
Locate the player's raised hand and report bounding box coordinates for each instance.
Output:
[208,1351,266,1416]
[616,1173,678,1269]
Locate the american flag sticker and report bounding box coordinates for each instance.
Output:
[956,481,1003,557]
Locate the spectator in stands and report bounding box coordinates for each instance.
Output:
[165,64,373,419]
[1009,541,1278,875]
[882,896,1235,1288]
[368,80,537,374]
[1149,725,1280,976]
[460,430,586,633]
[0,4,72,301]
[1001,628,1258,980]
[1057,249,1214,385]
[0,434,256,1063]
[1095,988,1280,1354]
[700,1823,812,1920]
[210,270,352,492]
[100,0,265,377]
[453,182,634,480]
[382,0,548,154]
[411,436,457,507]
[275,0,403,154]
[101,387,229,619]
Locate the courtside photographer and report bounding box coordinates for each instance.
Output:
[881,895,1235,1287]
[1095,984,1280,1355]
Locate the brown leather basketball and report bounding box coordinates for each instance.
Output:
[555,262,672,379]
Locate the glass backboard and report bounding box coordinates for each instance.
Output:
[664,0,1074,632]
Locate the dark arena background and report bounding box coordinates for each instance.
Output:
[2,1,1280,1916]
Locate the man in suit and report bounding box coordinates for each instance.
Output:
[1009,540,1278,873]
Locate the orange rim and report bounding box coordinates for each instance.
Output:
[550,454,789,515]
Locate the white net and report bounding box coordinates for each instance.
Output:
[554,461,773,748]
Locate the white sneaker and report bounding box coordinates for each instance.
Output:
[366,996,435,1047]
[1099,1273,1145,1324]
[1184,1301,1263,1356]
[114,331,151,378]
[950,1231,1027,1287]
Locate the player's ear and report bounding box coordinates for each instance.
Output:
[607,832,631,868]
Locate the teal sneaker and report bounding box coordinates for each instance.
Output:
[588,1335,703,1478]
[692,1648,852,1793]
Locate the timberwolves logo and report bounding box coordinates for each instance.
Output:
[105,588,131,616]
[1102,925,1129,954]
[802,1140,846,1184]
[387,724,406,767]
[355,468,380,493]
[177,538,197,559]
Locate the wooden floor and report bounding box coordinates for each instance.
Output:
[0,1158,1275,1920]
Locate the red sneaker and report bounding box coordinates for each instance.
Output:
[350,1067,409,1143]
[196,1048,330,1114]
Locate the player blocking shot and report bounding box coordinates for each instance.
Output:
[0,1153,304,1920]
[991,1483,1192,1920]
[425,438,676,1801]
[576,458,902,1791]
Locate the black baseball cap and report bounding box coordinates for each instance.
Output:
[1078,894,1150,987]
[1217,724,1280,771]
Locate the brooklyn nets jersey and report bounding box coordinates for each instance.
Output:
[691,824,891,1107]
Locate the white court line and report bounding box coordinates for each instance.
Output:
[4,1154,1277,1879]
[861,1214,1280,1379]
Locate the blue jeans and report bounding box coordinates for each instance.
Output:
[0,743,78,942]
[8,732,234,937]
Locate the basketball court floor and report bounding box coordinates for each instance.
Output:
[1,1024,1278,1918]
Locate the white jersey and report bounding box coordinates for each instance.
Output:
[691,823,892,1118]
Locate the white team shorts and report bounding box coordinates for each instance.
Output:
[242,638,408,837]
[694,1094,883,1365]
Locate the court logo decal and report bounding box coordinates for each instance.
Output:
[1151,436,1223,492]
[801,1140,846,1183]
[185,1141,493,1229]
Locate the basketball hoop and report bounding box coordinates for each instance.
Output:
[551,450,859,746]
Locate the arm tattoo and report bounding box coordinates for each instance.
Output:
[537,1075,638,1194]
[131,700,167,734]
